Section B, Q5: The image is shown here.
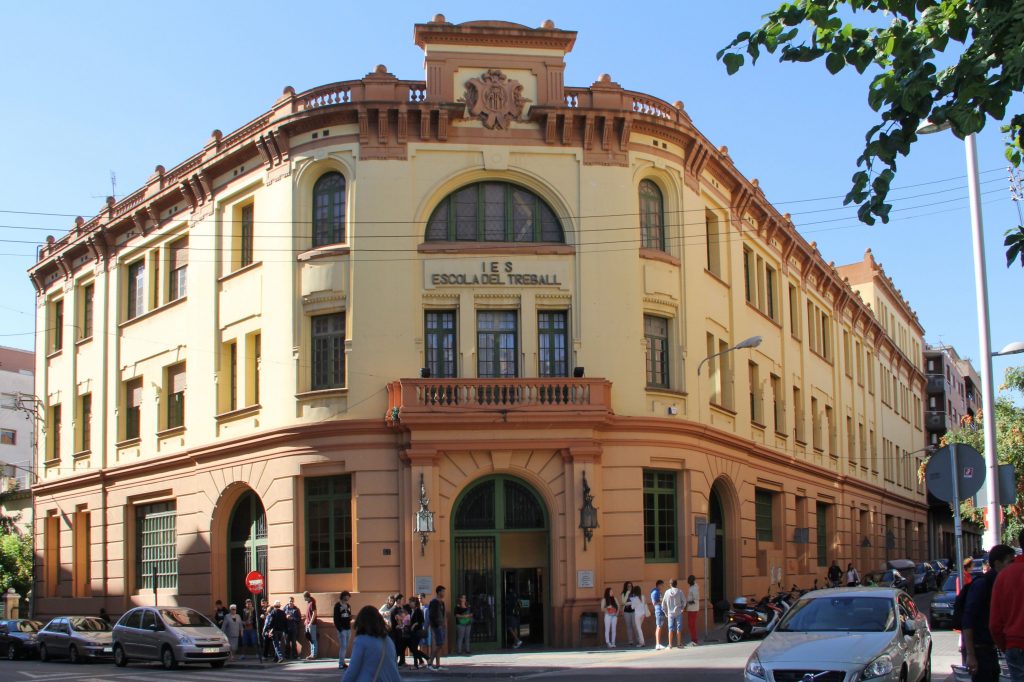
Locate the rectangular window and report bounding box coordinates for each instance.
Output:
[793,386,804,442]
[477,311,518,378]
[816,502,830,567]
[743,248,754,304]
[52,299,64,352]
[125,378,142,440]
[45,512,60,597]
[240,203,254,268]
[643,470,677,561]
[136,501,177,591]
[858,422,866,467]
[166,363,185,429]
[855,341,864,385]
[425,310,457,379]
[49,404,61,460]
[81,284,94,340]
[870,430,878,472]
[826,405,836,456]
[755,489,774,541]
[306,475,353,572]
[765,265,777,320]
[251,333,261,406]
[72,509,90,598]
[311,313,346,389]
[228,342,238,412]
[0,428,14,445]
[811,397,822,450]
[771,374,784,434]
[749,361,762,424]
[789,284,801,338]
[847,416,856,465]
[127,260,145,319]
[538,311,569,377]
[79,394,92,453]
[644,315,669,388]
[705,210,722,277]
[169,238,188,302]
[843,331,853,378]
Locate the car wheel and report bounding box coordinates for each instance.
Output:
[726,628,744,643]
[160,645,178,670]
[211,660,226,668]
[6,644,17,661]
[38,643,49,662]
[68,644,80,664]
[113,644,128,667]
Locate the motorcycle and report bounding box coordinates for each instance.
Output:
[726,594,783,643]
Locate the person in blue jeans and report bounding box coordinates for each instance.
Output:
[333,591,352,669]
[650,580,666,650]
[342,606,401,682]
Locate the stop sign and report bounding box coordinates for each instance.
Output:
[245,570,265,595]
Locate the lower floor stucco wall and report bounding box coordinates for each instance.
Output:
[32,415,927,652]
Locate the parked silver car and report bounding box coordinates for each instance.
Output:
[37,616,113,663]
[744,587,931,682]
[112,606,229,670]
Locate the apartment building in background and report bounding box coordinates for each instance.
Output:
[1,345,35,534]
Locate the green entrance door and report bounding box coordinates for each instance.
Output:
[451,476,548,650]
[228,491,268,609]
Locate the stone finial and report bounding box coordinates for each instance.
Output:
[598,73,612,83]
[155,165,165,175]
[542,19,555,29]
[46,235,55,245]
[432,13,446,23]
[375,64,388,74]
[210,129,222,141]
[751,178,759,188]
[783,213,792,222]
[719,145,728,155]
[282,86,295,96]
[106,197,116,208]
[674,100,684,110]
[810,241,818,250]
[75,216,86,228]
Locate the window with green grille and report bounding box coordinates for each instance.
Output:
[305,475,352,572]
[643,470,677,561]
[137,502,177,590]
[425,182,564,243]
[755,489,774,542]
[816,502,830,567]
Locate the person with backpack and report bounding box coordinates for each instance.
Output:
[991,529,1024,682]
[963,544,1016,682]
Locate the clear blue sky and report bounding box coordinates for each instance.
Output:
[1,1,1020,394]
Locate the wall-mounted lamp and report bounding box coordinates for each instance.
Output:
[573,367,585,378]
[419,367,431,378]
[415,473,435,555]
[579,471,599,550]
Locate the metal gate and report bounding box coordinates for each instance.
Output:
[454,536,497,645]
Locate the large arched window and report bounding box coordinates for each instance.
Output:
[426,182,564,243]
[639,179,665,251]
[312,172,346,247]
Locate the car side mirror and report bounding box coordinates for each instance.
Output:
[901,620,916,637]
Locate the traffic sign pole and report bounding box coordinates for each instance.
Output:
[951,444,965,594]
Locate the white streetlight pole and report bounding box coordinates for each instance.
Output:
[917,123,1000,546]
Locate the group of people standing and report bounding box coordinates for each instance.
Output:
[213,592,319,663]
[600,576,700,650]
[349,585,451,674]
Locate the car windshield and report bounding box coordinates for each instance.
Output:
[69,617,112,632]
[941,575,958,592]
[16,620,42,633]
[160,608,215,628]
[777,596,896,632]
[915,565,928,574]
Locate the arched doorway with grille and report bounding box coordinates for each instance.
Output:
[708,476,740,620]
[451,475,549,651]
[227,489,268,610]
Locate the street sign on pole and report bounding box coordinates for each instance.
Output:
[245,570,265,595]
[245,570,265,663]
[925,444,985,502]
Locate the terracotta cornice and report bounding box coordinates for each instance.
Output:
[413,20,577,52]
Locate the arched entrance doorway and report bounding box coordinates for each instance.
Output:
[709,482,728,619]
[227,490,267,609]
[451,475,549,650]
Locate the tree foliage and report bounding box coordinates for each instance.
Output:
[718,0,1024,267]
[0,532,32,599]
[940,366,1024,544]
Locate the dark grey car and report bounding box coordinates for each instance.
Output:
[37,616,113,663]
[0,619,43,660]
[929,574,958,628]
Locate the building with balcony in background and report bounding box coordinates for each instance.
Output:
[28,17,928,651]
[1,345,35,535]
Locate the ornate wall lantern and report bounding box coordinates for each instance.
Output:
[415,472,435,555]
[579,471,598,550]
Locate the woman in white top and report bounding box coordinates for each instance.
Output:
[601,587,618,648]
[846,563,860,586]
[628,586,647,647]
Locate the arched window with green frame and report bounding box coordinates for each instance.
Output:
[312,172,346,247]
[639,179,665,251]
[426,182,564,243]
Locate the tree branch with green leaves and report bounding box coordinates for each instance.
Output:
[717,0,1024,266]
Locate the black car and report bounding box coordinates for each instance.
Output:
[0,619,44,660]
[929,574,958,628]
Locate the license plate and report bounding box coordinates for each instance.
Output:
[202,647,220,654]
[102,647,113,654]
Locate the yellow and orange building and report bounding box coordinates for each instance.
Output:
[30,17,928,649]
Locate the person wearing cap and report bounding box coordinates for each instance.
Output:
[221,604,243,660]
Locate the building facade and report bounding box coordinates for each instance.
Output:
[29,18,928,650]
[1,345,35,535]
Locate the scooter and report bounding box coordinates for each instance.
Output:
[726,595,782,643]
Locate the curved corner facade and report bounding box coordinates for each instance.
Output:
[29,18,928,650]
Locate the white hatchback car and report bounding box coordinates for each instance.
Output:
[744,587,931,682]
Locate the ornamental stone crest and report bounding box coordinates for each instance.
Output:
[463,69,530,130]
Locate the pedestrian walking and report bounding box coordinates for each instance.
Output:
[684,574,700,647]
[662,579,684,649]
[333,591,353,669]
[213,600,228,628]
[455,594,473,654]
[284,596,301,660]
[621,581,636,646]
[990,528,1024,682]
[407,595,427,668]
[427,585,447,671]
[391,601,412,667]
[827,560,842,588]
[846,563,860,587]
[651,579,666,650]
[505,586,524,649]
[964,544,1015,682]
[260,599,273,659]
[241,598,257,659]
[628,585,647,647]
[221,604,243,660]
[601,587,618,648]
[262,600,289,663]
[303,591,319,659]
[342,606,402,682]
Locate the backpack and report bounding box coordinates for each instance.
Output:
[951,579,973,630]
